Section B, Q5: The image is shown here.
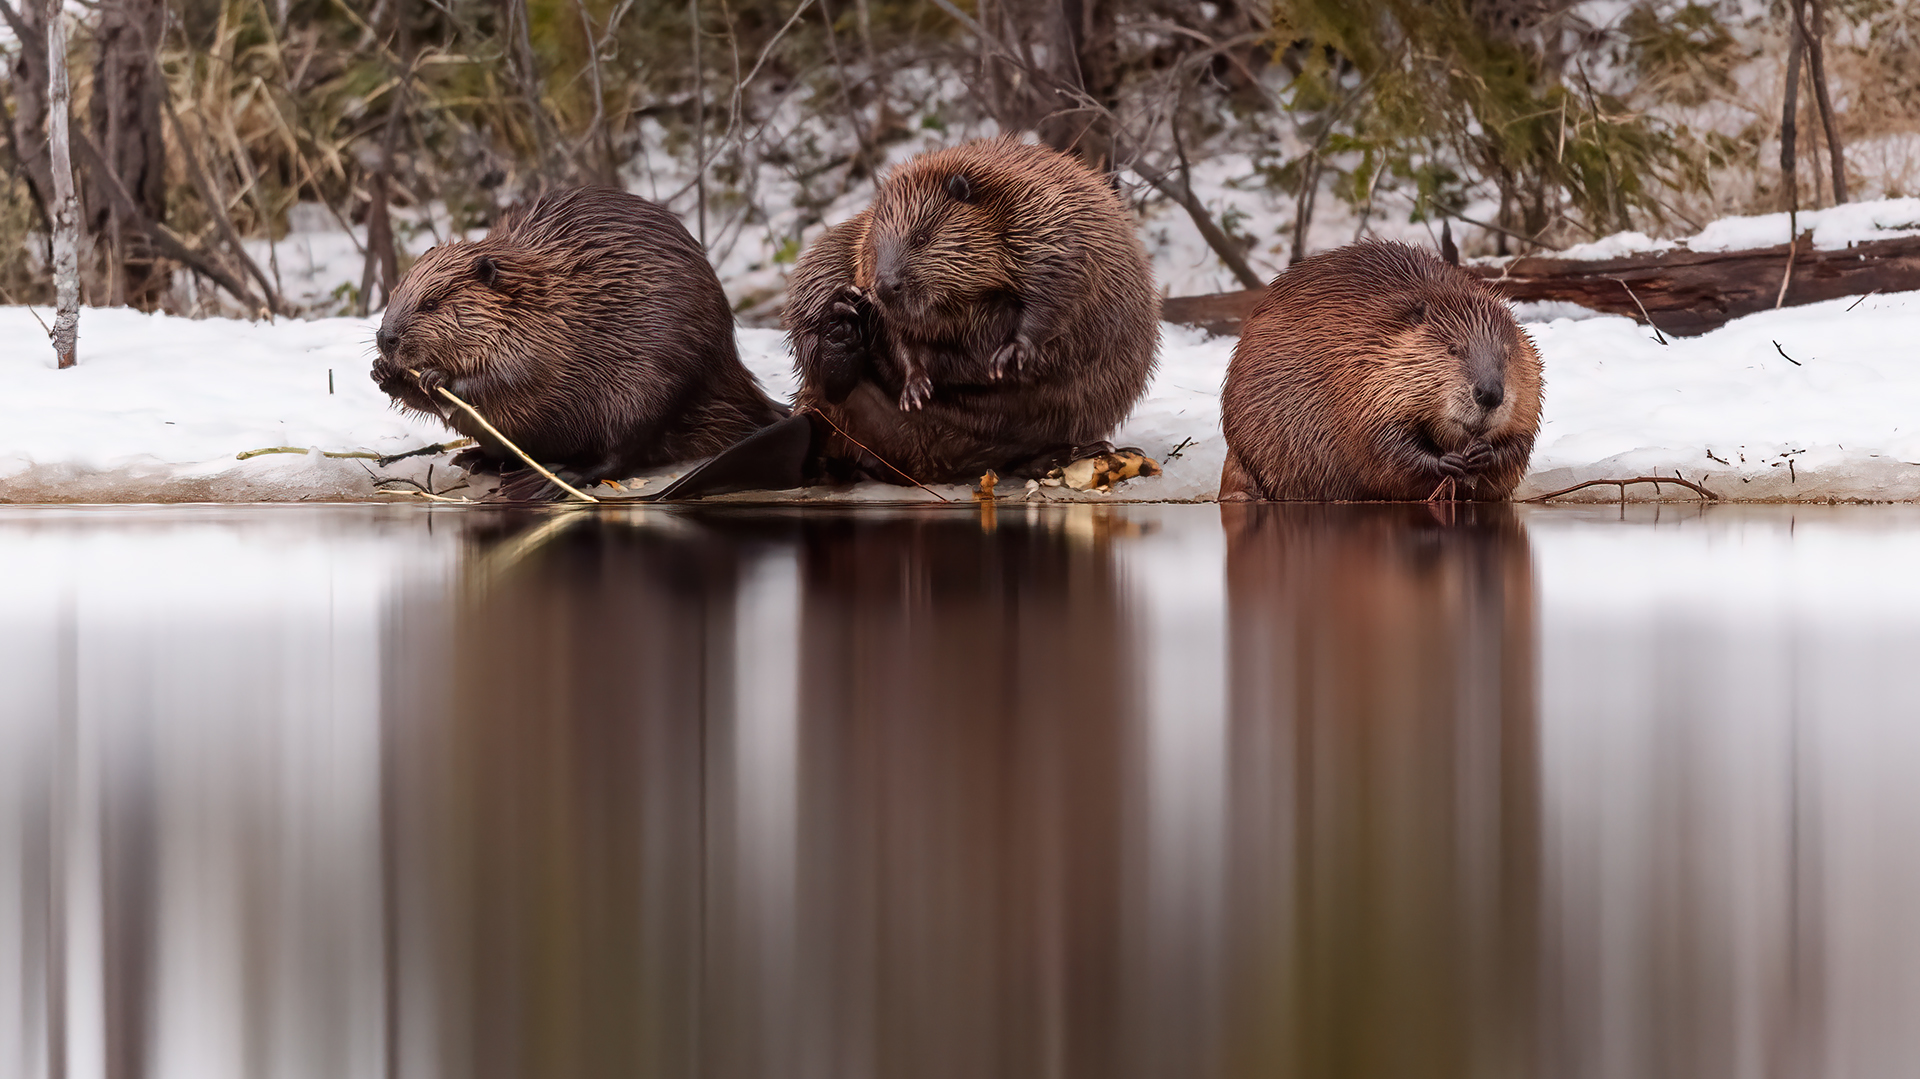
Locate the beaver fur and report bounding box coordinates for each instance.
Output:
[782,137,1158,484]
[371,186,784,485]
[1219,241,1544,501]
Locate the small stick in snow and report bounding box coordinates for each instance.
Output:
[1525,476,1719,503]
[0,286,51,336]
[1772,340,1804,366]
[1845,289,1879,312]
[411,373,599,503]
[1165,436,1195,460]
[236,446,385,460]
[1607,277,1668,344]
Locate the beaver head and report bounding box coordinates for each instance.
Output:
[1378,277,1541,449]
[856,147,1019,334]
[370,242,523,417]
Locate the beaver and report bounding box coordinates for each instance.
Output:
[782,137,1158,484]
[1218,241,1543,501]
[370,186,785,488]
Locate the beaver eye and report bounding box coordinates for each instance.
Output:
[418,297,439,314]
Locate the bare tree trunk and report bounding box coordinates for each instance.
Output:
[502,0,557,183]
[690,0,706,247]
[89,0,170,309]
[1798,0,1847,204]
[358,167,398,316]
[1030,0,1117,173]
[1777,15,1803,307]
[4,0,53,233]
[47,0,82,367]
[852,0,875,67]
[1780,11,1802,218]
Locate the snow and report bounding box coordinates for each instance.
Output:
[1542,198,1920,263]
[2,280,1917,503]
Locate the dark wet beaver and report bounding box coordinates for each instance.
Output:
[782,137,1158,484]
[1219,241,1543,501]
[370,186,784,485]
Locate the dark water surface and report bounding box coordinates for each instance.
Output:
[3,502,1919,1079]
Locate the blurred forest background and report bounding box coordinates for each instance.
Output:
[1,0,1916,322]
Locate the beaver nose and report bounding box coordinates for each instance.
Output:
[1473,379,1505,411]
[375,326,400,357]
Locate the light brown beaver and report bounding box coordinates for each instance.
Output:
[1219,241,1543,501]
[370,186,784,487]
[782,137,1158,484]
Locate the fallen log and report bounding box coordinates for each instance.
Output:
[1159,233,1920,337]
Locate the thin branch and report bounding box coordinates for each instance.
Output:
[1429,202,1566,253]
[1608,277,1668,343]
[414,373,599,503]
[1525,476,1718,502]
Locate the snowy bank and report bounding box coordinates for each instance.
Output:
[1,292,1918,504]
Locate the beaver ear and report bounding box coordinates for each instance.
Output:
[1402,299,1429,325]
[473,256,502,289]
[946,173,974,203]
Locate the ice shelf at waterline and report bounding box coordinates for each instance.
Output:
[2,290,1918,503]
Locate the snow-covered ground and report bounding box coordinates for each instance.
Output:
[2,281,1917,503]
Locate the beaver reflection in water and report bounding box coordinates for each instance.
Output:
[370,187,785,491]
[780,137,1159,485]
[1220,242,1543,501]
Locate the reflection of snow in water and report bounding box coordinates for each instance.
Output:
[0,508,450,1079]
[729,547,802,1066]
[1534,508,1920,1079]
[1114,505,1230,1073]
[4,506,1920,1075]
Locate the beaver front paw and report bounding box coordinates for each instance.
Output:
[818,296,871,405]
[415,367,450,400]
[898,368,934,411]
[1437,440,1492,482]
[988,336,1032,381]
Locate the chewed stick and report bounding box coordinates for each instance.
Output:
[410,371,599,503]
[1525,476,1718,503]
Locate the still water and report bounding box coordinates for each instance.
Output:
[2,502,1918,1079]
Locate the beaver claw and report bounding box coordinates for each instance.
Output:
[898,369,934,411]
[825,300,865,350]
[988,337,1030,381]
[1438,440,1493,481]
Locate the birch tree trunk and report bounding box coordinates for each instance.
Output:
[47,0,82,368]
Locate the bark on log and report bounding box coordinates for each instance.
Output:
[1159,235,1920,338]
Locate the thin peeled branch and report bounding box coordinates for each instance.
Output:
[1525,476,1719,502]
[410,372,599,503]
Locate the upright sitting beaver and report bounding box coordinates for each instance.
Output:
[1219,242,1543,501]
[370,186,784,487]
[781,137,1158,484]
